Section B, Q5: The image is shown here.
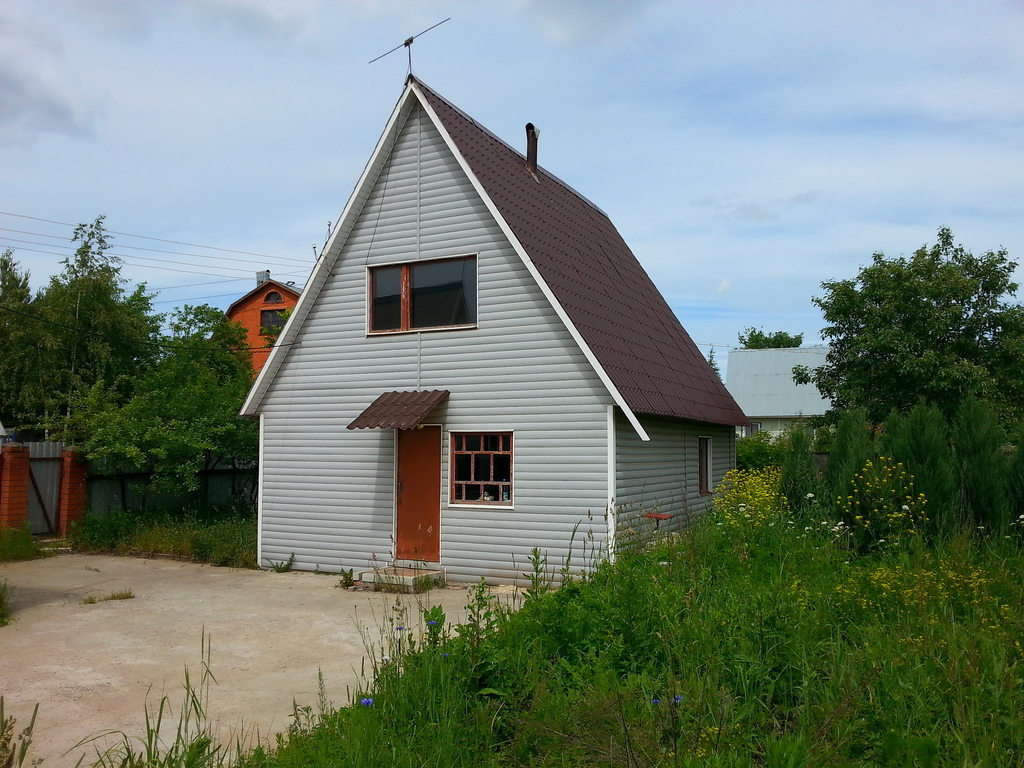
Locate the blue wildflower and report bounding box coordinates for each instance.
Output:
[674,695,683,704]
[428,620,437,626]
[360,698,374,706]
[651,698,660,704]
[396,626,405,631]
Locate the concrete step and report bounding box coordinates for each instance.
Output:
[359,565,445,593]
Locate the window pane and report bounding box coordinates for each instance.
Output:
[454,454,472,481]
[464,484,481,501]
[465,434,480,452]
[493,454,511,482]
[482,485,499,501]
[473,454,491,481]
[410,259,476,328]
[260,309,285,333]
[371,266,402,331]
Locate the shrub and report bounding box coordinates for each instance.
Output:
[825,408,875,503]
[0,579,12,626]
[838,456,928,553]
[69,504,256,568]
[0,526,45,562]
[883,402,958,537]
[778,423,823,513]
[713,467,788,531]
[736,431,781,470]
[952,395,1008,531]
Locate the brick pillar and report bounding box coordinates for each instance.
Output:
[0,443,30,529]
[59,448,88,536]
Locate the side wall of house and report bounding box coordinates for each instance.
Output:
[614,412,734,549]
[256,103,612,583]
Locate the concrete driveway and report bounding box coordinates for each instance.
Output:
[0,554,487,766]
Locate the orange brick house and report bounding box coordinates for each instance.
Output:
[227,272,301,375]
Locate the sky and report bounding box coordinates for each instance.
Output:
[2,0,1023,380]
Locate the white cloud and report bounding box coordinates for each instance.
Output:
[0,7,96,145]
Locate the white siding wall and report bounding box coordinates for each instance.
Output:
[257,104,611,583]
[614,413,734,548]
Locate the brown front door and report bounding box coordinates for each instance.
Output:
[395,426,441,562]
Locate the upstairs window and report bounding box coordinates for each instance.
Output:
[264,291,283,304]
[261,309,286,334]
[451,432,512,504]
[370,256,476,333]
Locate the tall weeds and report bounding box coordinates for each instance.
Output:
[0,698,37,768]
[0,526,45,563]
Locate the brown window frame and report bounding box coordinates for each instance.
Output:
[368,255,477,334]
[450,432,513,505]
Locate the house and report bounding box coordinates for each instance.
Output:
[725,346,830,436]
[240,76,748,583]
[226,272,301,375]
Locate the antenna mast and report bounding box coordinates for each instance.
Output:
[368,17,450,73]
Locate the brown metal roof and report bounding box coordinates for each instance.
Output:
[347,390,450,430]
[413,78,748,427]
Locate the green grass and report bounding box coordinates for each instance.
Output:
[0,526,47,562]
[68,504,257,568]
[45,472,1024,766]
[232,496,1024,767]
[0,579,12,627]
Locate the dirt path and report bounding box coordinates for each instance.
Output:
[0,554,484,766]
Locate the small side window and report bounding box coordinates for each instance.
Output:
[264,291,283,304]
[698,436,712,495]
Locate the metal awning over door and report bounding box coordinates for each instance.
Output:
[346,390,450,430]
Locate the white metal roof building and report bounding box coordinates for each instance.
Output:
[725,347,831,434]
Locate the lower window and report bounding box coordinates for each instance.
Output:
[451,432,512,504]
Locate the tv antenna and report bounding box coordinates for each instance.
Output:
[368,17,450,73]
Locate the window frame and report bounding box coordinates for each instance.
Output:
[698,436,712,495]
[368,254,478,335]
[260,308,286,335]
[448,431,514,508]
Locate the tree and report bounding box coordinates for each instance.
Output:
[738,327,804,349]
[795,228,1024,425]
[706,346,721,378]
[0,249,34,429]
[8,217,162,433]
[63,305,257,500]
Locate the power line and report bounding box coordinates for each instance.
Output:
[0,210,291,261]
[0,226,311,267]
[0,243,258,280]
[0,302,297,352]
[152,291,252,305]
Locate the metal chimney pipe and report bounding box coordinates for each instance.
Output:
[256,270,270,286]
[525,123,538,175]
